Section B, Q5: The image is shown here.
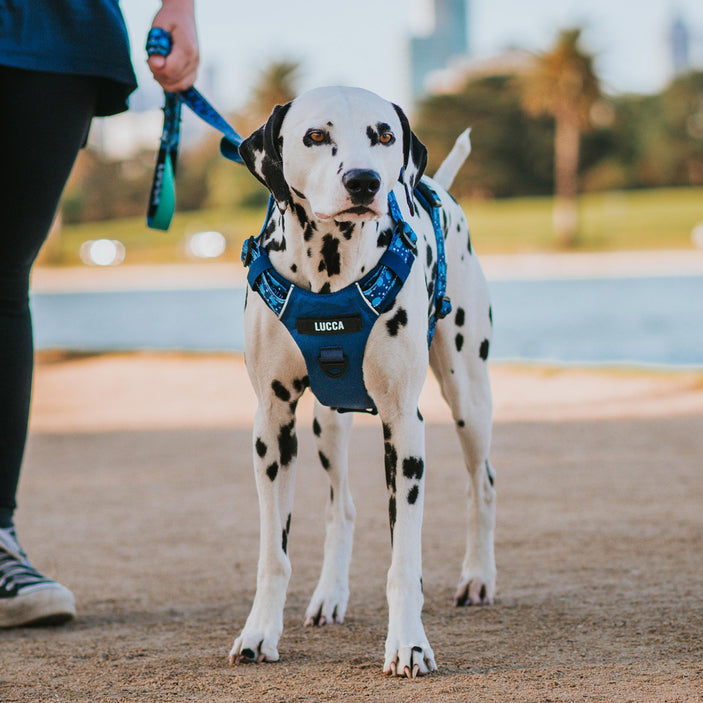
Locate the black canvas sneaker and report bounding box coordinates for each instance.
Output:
[0,527,75,628]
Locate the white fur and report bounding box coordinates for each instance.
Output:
[229,87,496,678]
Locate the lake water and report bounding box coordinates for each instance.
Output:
[31,275,703,367]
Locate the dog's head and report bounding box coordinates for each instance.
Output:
[238,86,427,222]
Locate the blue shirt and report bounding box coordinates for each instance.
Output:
[0,0,137,115]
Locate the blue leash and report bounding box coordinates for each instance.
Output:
[145,28,243,230]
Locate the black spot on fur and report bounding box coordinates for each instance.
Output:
[467,231,473,254]
[417,408,423,422]
[426,243,433,268]
[479,339,490,361]
[455,307,465,327]
[272,380,291,402]
[312,418,322,437]
[384,442,397,492]
[377,227,393,248]
[278,419,297,466]
[455,333,464,353]
[263,235,287,255]
[307,247,312,258]
[318,451,330,470]
[402,456,424,480]
[318,282,331,294]
[255,438,267,458]
[382,423,392,441]
[407,485,419,505]
[338,221,355,240]
[321,234,341,276]
[303,223,315,242]
[293,202,308,229]
[264,218,277,238]
[290,263,297,273]
[457,419,465,428]
[489,307,493,326]
[289,400,298,414]
[332,146,338,157]
[366,125,379,146]
[330,487,334,503]
[388,494,396,544]
[286,513,291,534]
[386,307,408,337]
[293,376,309,393]
[486,460,495,487]
[292,187,305,200]
[281,529,288,554]
[266,461,279,482]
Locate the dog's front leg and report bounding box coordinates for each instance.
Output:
[304,402,355,627]
[381,410,437,678]
[230,397,299,664]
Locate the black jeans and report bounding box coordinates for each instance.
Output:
[0,66,99,527]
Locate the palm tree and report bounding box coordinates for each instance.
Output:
[237,61,300,135]
[519,29,601,246]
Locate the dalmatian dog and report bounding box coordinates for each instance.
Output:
[229,86,495,678]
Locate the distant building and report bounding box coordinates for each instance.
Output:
[410,0,470,98]
[670,13,691,75]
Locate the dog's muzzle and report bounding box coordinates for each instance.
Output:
[342,169,381,205]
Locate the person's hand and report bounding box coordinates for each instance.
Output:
[147,0,199,91]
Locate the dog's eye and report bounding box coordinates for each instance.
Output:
[304,129,329,146]
[379,132,395,145]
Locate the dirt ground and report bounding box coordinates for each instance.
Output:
[2,353,702,702]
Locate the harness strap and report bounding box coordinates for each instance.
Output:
[242,185,451,413]
[145,28,244,230]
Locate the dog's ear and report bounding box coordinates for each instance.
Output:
[238,102,292,210]
[392,103,427,216]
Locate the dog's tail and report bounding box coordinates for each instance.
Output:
[432,128,471,191]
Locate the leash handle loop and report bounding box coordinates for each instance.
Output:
[145,28,244,230]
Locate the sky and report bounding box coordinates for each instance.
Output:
[121,0,703,113]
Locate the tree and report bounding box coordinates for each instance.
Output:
[519,28,601,246]
[415,74,554,199]
[236,60,300,135]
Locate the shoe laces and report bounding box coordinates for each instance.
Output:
[0,527,53,595]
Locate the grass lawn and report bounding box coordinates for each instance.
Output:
[43,186,703,266]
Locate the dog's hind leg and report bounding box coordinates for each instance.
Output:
[304,402,356,627]
[429,263,496,607]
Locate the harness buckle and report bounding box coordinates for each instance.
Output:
[396,221,418,255]
[437,295,452,319]
[318,346,349,379]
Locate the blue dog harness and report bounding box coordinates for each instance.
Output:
[242,183,451,414]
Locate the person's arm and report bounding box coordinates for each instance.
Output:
[147,0,199,91]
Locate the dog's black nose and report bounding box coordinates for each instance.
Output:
[342,169,381,204]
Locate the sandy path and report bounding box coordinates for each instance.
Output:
[2,353,702,702]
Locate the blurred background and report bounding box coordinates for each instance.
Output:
[32,0,703,367]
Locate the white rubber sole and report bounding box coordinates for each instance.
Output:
[0,583,76,628]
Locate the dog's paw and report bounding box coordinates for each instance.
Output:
[383,643,437,678]
[454,577,495,606]
[303,586,348,627]
[228,630,280,665]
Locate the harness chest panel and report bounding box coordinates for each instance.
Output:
[280,284,379,411]
[243,185,450,414]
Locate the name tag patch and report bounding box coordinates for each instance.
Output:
[296,314,363,335]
